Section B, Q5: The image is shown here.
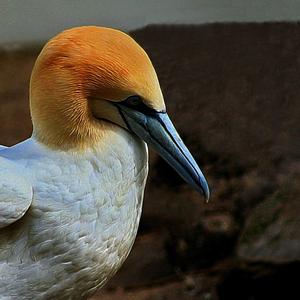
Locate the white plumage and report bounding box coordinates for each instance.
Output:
[0,130,147,299]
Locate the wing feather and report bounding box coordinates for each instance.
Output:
[0,158,33,228]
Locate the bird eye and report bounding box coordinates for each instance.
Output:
[122,95,156,115]
[126,95,142,106]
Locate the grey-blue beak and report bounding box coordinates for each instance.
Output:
[116,104,210,201]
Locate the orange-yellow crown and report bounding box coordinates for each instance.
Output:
[30,26,165,149]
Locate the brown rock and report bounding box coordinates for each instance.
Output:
[105,231,174,289]
[238,173,300,263]
[202,213,236,235]
[94,272,219,300]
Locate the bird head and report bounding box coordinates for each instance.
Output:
[30,26,209,200]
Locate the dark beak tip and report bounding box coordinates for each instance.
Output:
[202,189,210,203]
[198,178,210,202]
[204,189,210,203]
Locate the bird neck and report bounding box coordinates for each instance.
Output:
[30,91,108,151]
[29,60,106,151]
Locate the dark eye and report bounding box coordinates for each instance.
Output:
[126,95,142,106]
[122,95,157,115]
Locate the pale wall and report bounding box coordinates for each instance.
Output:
[0,0,300,44]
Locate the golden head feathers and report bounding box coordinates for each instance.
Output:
[30,26,165,149]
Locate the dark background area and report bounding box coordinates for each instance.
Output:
[0,23,299,299]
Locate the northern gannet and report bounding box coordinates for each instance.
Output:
[0,26,209,299]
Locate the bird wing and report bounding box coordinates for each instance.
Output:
[0,145,7,150]
[0,157,33,229]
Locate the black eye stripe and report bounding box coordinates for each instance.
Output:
[121,95,158,115]
[126,95,141,106]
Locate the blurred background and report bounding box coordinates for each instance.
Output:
[0,1,299,299]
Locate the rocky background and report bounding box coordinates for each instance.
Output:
[0,23,299,299]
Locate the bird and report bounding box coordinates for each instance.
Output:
[0,26,209,299]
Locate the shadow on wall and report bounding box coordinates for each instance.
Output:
[0,23,299,300]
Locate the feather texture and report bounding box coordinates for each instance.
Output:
[0,128,148,299]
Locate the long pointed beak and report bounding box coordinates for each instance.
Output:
[116,104,210,201]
